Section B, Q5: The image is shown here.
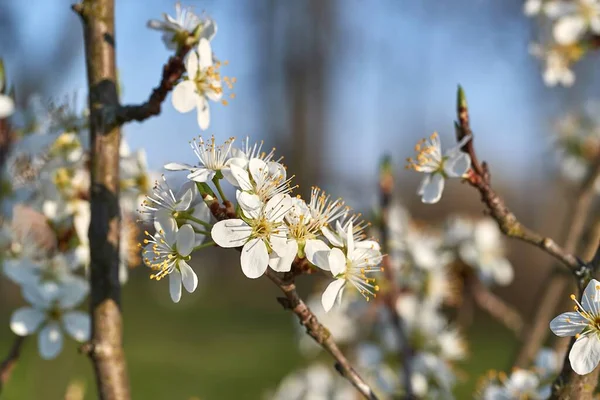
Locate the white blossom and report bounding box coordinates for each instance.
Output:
[406,132,472,204]
[165,136,233,182]
[550,279,600,375]
[147,3,217,50]
[481,369,546,400]
[10,280,90,359]
[211,193,297,278]
[548,0,600,45]
[230,158,291,211]
[171,39,223,130]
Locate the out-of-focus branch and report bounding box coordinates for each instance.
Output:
[470,279,523,337]
[115,45,191,125]
[456,87,579,271]
[0,336,25,395]
[378,156,412,398]
[266,270,379,400]
[72,1,130,399]
[207,199,379,399]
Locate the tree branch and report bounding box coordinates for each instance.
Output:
[470,279,523,337]
[73,1,130,399]
[378,157,413,397]
[265,270,379,400]
[115,45,191,125]
[0,336,25,395]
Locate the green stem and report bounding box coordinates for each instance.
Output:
[212,176,228,203]
[192,228,211,236]
[193,241,216,252]
[180,213,212,229]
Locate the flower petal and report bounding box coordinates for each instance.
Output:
[62,311,90,342]
[582,279,600,314]
[198,38,213,69]
[169,270,183,303]
[187,167,214,183]
[58,279,89,309]
[38,322,63,360]
[164,162,195,171]
[178,260,198,293]
[321,279,345,312]
[305,239,331,270]
[269,240,298,273]
[322,226,343,248]
[241,238,269,279]
[196,96,210,130]
[346,221,355,254]
[553,15,587,45]
[419,173,445,204]
[0,95,15,119]
[249,158,268,186]
[265,194,291,223]
[176,224,195,257]
[230,164,253,191]
[237,191,262,212]
[443,152,471,177]
[172,80,198,113]
[186,51,199,79]
[211,219,250,248]
[328,248,347,277]
[550,312,587,337]
[10,307,45,336]
[570,335,600,375]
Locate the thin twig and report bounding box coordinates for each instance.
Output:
[265,270,379,400]
[0,336,25,395]
[379,157,413,398]
[470,279,523,337]
[115,45,191,125]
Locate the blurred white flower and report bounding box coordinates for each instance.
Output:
[147,3,217,50]
[524,0,543,16]
[10,280,90,359]
[548,0,600,45]
[481,369,545,400]
[550,278,600,375]
[211,193,296,278]
[406,132,472,204]
[529,42,578,87]
[268,364,354,400]
[0,93,14,119]
[171,39,223,130]
[142,216,198,303]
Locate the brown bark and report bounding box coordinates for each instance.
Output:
[0,336,25,395]
[72,1,130,399]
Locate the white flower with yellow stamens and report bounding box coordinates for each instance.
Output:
[171,39,224,130]
[142,216,198,303]
[230,158,293,212]
[321,214,379,253]
[550,278,600,375]
[406,132,472,204]
[147,3,217,50]
[317,221,382,312]
[547,0,600,45]
[211,193,297,278]
[165,136,234,183]
[529,42,581,87]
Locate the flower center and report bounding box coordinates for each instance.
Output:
[250,217,278,239]
[405,132,442,172]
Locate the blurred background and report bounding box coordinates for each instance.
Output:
[0,0,598,398]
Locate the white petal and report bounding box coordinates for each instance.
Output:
[196,96,210,130]
[38,322,63,359]
[58,279,89,309]
[265,194,291,223]
[172,81,198,113]
[0,95,15,119]
[322,226,343,248]
[178,260,198,293]
[3,259,37,285]
[420,173,445,204]
[169,271,183,303]
[553,15,587,45]
[249,158,268,186]
[321,279,345,312]
[490,258,514,285]
[186,51,199,79]
[582,279,600,313]
[175,186,195,211]
[269,240,298,272]
[187,167,214,183]
[230,164,253,191]
[346,221,355,254]
[164,162,195,171]
[443,152,471,177]
[550,312,587,337]
[524,0,542,16]
[328,248,347,277]
[62,311,90,342]
[570,335,600,375]
[237,191,262,212]
[176,224,195,257]
[211,219,251,248]
[156,213,178,244]
[198,38,213,69]
[241,238,269,279]
[10,308,45,336]
[305,239,331,270]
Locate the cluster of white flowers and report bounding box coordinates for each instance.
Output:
[146,135,383,311]
[552,103,600,190]
[524,0,599,86]
[149,4,234,131]
[477,348,560,399]
[1,97,151,359]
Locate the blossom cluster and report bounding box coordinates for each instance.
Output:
[1,96,150,359]
[524,0,600,86]
[269,202,514,399]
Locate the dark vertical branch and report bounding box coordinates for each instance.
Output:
[0,336,25,395]
[72,1,130,399]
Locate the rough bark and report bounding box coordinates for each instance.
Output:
[73,1,130,399]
